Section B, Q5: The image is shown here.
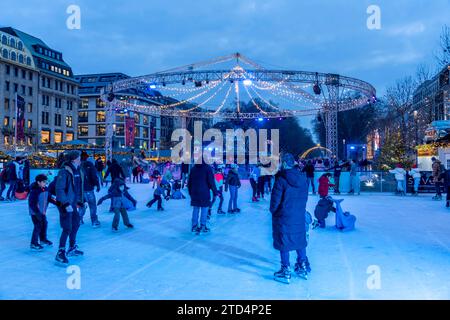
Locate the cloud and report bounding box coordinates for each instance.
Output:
[387,22,426,36]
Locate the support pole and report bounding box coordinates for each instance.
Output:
[325,77,339,157]
[105,101,114,161]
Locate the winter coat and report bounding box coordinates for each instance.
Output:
[350,163,358,176]
[225,170,241,191]
[104,161,126,182]
[409,168,421,179]
[444,170,450,187]
[55,163,84,209]
[314,197,334,221]
[100,178,136,209]
[181,163,190,174]
[7,161,19,181]
[270,168,308,251]
[333,164,343,177]
[81,160,100,192]
[389,168,406,181]
[187,164,217,207]
[95,159,104,172]
[214,173,224,189]
[302,164,315,178]
[318,175,335,197]
[432,161,445,182]
[28,182,57,216]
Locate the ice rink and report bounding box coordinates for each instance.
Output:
[0,181,449,300]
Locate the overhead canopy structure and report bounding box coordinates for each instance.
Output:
[101,53,376,160]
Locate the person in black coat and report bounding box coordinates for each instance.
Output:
[445,168,450,208]
[225,164,241,213]
[187,163,217,233]
[302,160,316,194]
[95,157,105,187]
[332,160,344,194]
[181,162,190,188]
[80,156,101,227]
[104,158,126,183]
[270,153,309,284]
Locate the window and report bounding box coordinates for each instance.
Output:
[28,87,33,96]
[42,95,49,106]
[41,130,50,144]
[18,41,23,51]
[47,78,50,88]
[13,83,18,93]
[10,38,15,48]
[28,72,33,81]
[19,54,24,64]
[96,111,105,122]
[21,85,26,95]
[143,116,149,125]
[27,103,32,113]
[4,116,10,126]
[2,49,8,59]
[66,132,74,141]
[1,35,7,45]
[6,65,10,75]
[54,114,62,126]
[54,132,62,144]
[26,57,31,66]
[67,101,73,110]
[66,116,73,128]
[21,70,26,79]
[55,98,62,108]
[78,111,88,123]
[115,125,124,136]
[96,98,105,108]
[80,98,89,109]
[97,125,106,136]
[14,67,18,77]
[4,98,9,111]
[11,52,16,61]
[5,81,9,91]
[78,125,88,137]
[41,111,49,125]
[27,120,32,129]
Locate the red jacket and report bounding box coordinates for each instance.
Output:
[318,175,334,197]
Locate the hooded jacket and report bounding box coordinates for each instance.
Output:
[318,175,335,197]
[56,162,84,209]
[187,164,217,207]
[270,168,308,251]
[98,178,136,209]
[28,182,57,216]
[389,167,406,181]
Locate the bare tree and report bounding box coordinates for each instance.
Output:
[415,63,432,85]
[384,76,416,149]
[435,25,450,67]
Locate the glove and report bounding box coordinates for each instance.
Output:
[64,204,74,213]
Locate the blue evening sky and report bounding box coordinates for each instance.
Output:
[1,0,449,129]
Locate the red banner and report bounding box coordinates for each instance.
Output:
[125,117,136,147]
[15,94,25,144]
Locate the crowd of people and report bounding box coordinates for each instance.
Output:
[1,149,448,285]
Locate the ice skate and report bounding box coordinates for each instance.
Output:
[274,266,291,284]
[67,245,84,257]
[41,239,53,247]
[294,262,308,280]
[30,243,44,251]
[55,249,69,265]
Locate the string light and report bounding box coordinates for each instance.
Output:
[243,83,268,114]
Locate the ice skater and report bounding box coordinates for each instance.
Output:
[313,173,336,229]
[208,166,225,219]
[28,174,57,251]
[97,178,135,232]
[146,179,165,211]
[271,153,309,284]
[408,165,421,196]
[188,162,217,234]
[225,164,241,213]
[389,164,407,196]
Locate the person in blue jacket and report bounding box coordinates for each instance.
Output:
[270,153,309,284]
[28,174,57,251]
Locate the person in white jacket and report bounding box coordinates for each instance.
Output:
[408,165,421,196]
[389,164,407,196]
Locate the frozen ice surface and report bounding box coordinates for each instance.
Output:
[0,181,449,299]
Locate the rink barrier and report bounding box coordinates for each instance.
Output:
[29,169,436,193]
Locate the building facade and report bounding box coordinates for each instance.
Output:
[413,64,450,125]
[75,73,164,152]
[0,27,79,150]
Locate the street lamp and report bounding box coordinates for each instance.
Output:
[413,110,419,165]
